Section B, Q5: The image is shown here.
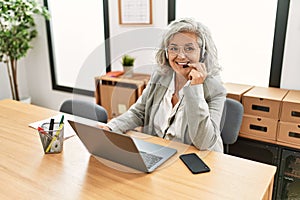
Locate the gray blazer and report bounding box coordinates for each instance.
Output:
[108,69,227,152]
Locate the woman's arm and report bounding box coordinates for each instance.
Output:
[106,76,155,133]
[183,76,226,151]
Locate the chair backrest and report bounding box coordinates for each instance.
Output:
[60,99,108,123]
[220,98,244,153]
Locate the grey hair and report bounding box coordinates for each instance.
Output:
[155,18,221,76]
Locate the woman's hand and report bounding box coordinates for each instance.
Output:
[97,123,111,131]
[187,62,207,85]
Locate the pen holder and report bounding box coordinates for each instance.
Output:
[38,122,64,154]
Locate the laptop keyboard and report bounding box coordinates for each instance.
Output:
[140,151,163,169]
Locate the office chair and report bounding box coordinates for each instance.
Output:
[220,98,244,154]
[59,99,108,123]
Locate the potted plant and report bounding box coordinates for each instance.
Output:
[121,54,135,77]
[0,0,50,101]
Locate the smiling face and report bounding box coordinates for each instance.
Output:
[166,32,201,79]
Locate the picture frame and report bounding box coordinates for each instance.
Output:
[118,0,152,25]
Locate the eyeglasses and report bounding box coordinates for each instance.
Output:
[165,45,200,56]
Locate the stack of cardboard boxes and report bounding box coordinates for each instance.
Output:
[240,86,288,141]
[277,90,300,148]
[224,82,300,148]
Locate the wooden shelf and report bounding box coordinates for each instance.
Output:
[239,133,300,150]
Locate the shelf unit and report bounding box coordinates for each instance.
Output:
[224,83,300,200]
[95,73,150,119]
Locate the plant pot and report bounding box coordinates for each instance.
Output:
[123,66,134,78]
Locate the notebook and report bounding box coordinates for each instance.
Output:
[68,120,177,173]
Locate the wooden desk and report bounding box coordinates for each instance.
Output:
[0,99,276,200]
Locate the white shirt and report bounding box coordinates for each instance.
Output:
[153,73,190,141]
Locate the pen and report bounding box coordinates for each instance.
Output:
[38,126,52,150]
[38,127,53,140]
[45,115,64,153]
[59,115,64,126]
[49,118,55,136]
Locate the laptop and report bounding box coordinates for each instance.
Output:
[68,120,177,173]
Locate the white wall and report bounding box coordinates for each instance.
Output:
[1,0,299,110]
[176,0,277,87]
[108,0,168,74]
[0,0,168,110]
[280,0,300,90]
[0,62,12,99]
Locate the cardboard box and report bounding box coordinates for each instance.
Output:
[96,73,150,119]
[277,121,300,147]
[242,86,288,119]
[280,90,300,123]
[240,114,278,141]
[223,82,253,102]
[100,84,137,119]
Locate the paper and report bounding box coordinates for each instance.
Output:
[120,0,151,24]
[29,114,76,139]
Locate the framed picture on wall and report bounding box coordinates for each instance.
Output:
[118,0,152,25]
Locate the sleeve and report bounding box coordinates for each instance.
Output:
[183,76,226,151]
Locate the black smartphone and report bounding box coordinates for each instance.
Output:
[179,153,210,174]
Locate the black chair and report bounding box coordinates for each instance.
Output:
[220,98,244,154]
[59,99,108,123]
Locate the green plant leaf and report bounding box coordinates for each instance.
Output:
[121,54,135,66]
[0,0,50,100]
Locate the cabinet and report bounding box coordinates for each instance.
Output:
[230,137,300,200]
[224,83,300,199]
[95,73,150,119]
[229,137,280,198]
[277,149,300,200]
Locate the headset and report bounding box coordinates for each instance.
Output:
[165,48,169,59]
[199,33,206,63]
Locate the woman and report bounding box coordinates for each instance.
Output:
[101,18,226,152]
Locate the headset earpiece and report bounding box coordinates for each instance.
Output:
[200,51,207,63]
[165,50,169,59]
[200,34,206,63]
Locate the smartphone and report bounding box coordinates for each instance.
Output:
[179,153,210,174]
